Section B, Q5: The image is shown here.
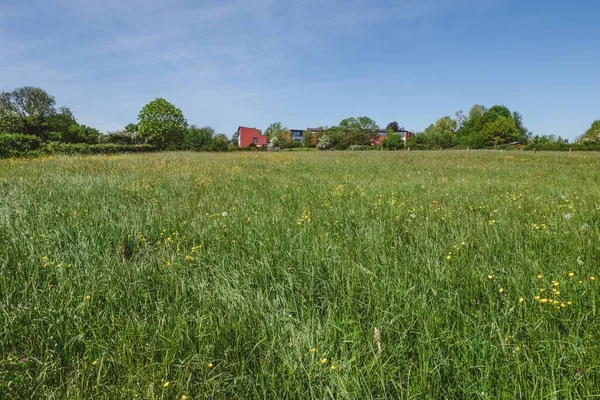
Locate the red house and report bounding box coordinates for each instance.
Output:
[237,126,268,147]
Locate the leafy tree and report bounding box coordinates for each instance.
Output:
[386,121,400,132]
[577,120,600,144]
[316,135,333,150]
[62,123,100,144]
[124,123,139,134]
[0,86,60,136]
[454,111,466,130]
[512,111,529,141]
[138,98,187,149]
[183,125,214,151]
[421,116,457,148]
[469,104,487,119]
[231,131,240,146]
[47,107,77,134]
[382,128,405,149]
[335,116,379,148]
[268,136,282,151]
[264,122,287,141]
[481,116,521,146]
[206,134,229,152]
[457,104,526,148]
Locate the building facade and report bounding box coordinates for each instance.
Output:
[237,126,268,147]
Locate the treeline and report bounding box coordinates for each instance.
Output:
[410,104,600,150]
[0,87,229,157]
[1,86,599,157]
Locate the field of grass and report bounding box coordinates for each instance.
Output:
[1,151,600,399]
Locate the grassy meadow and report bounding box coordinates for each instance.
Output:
[1,150,600,399]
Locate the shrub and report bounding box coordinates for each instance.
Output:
[206,136,229,152]
[41,142,156,155]
[183,126,213,151]
[0,134,42,158]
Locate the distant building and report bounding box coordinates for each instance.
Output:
[237,126,268,147]
[371,129,412,146]
[290,129,304,143]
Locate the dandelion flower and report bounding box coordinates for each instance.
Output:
[163,381,170,388]
[590,276,596,281]
[330,364,337,371]
[446,255,452,260]
[534,296,540,301]
[537,273,543,279]
[540,298,549,304]
[567,301,573,305]
[552,281,559,287]
[487,275,493,280]
[568,272,575,277]
[85,295,91,301]
[561,303,566,308]
[539,288,545,293]
[320,358,328,365]
[92,360,98,366]
[181,396,189,400]
[208,362,214,369]
[499,287,505,293]
[519,297,524,303]
[309,348,316,354]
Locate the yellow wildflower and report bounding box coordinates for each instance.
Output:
[309,348,316,354]
[487,275,493,280]
[567,301,573,305]
[539,288,545,293]
[578,280,583,285]
[91,360,98,366]
[568,272,575,278]
[330,364,337,371]
[320,358,328,365]
[163,381,170,388]
[499,287,505,294]
[85,295,91,301]
[537,273,543,279]
[590,276,596,281]
[540,299,549,304]
[519,297,524,303]
[208,362,214,369]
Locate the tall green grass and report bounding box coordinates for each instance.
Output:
[1,151,600,398]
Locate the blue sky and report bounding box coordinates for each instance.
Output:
[1,0,599,140]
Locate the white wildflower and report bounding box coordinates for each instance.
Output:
[410,214,416,219]
[221,212,228,217]
[577,257,584,266]
[563,213,573,220]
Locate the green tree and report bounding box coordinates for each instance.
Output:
[264,122,287,141]
[0,86,58,136]
[382,128,405,149]
[577,120,600,144]
[138,98,187,149]
[124,123,139,134]
[336,116,379,148]
[62,123,100,144]
[47,106,77,135]
[206,134,229,152]
[421,116,457,148]
[231,131,240,146]
[183,125,214,151]
[481,116,521,146]
[386,121,400,132]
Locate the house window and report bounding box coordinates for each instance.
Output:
[253,137,258,144]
